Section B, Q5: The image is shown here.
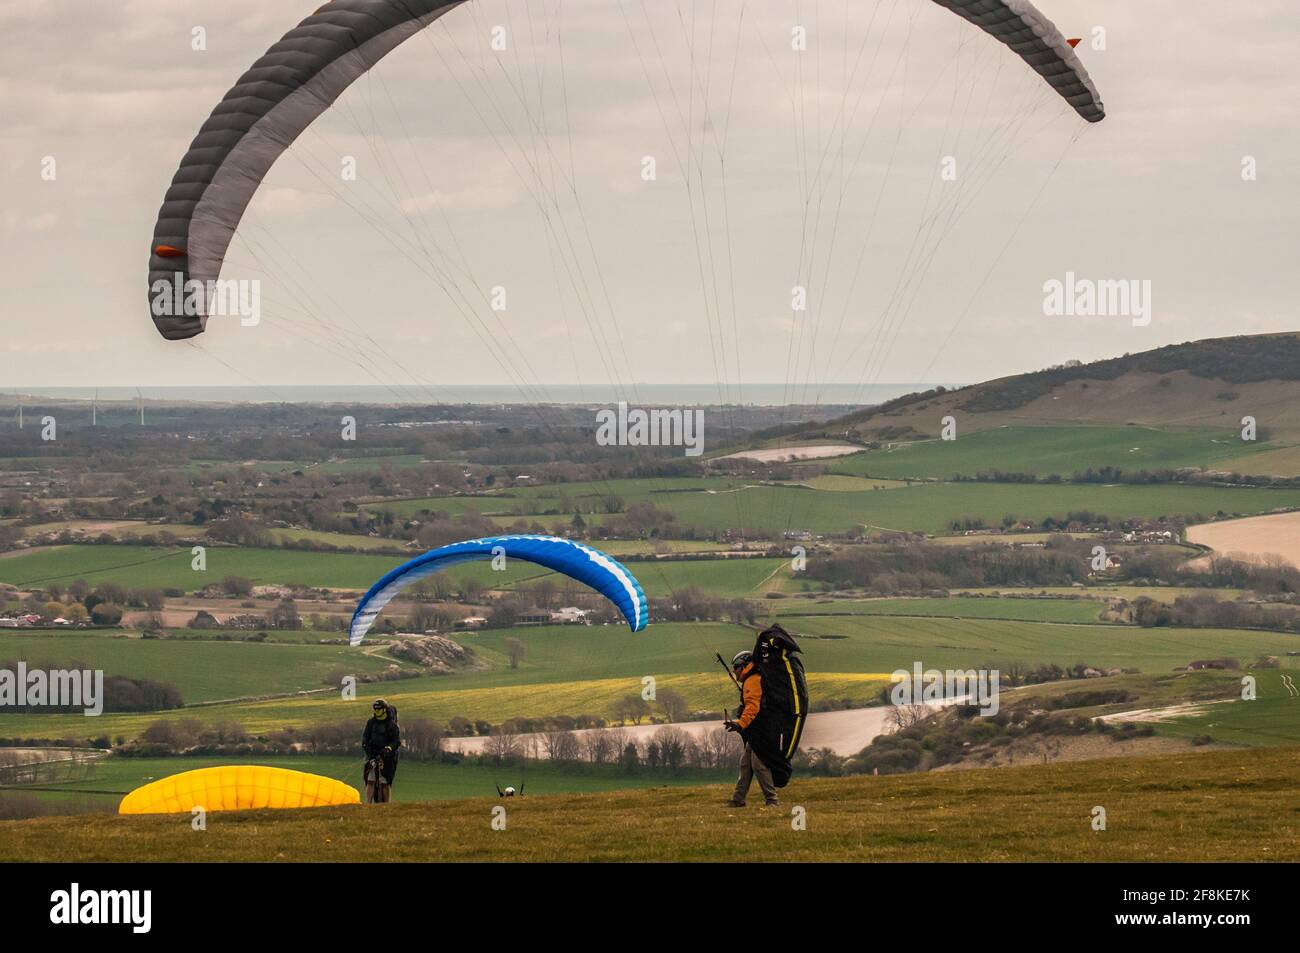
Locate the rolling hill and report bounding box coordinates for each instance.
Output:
[799,333,1300,477]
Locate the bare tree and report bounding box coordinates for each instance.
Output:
[699,726,742,769]
[0,751,20,786]
[542,729,580,763]
[401,718,446,757]
[485,729,521,763]
[656,687,689,723]
[531,578,557,609]
[887,704,931,732]
[503,637,527,670]
[580,731,614,765]
[516,732,541,760]
[605,727,630,757]
[1036,737,1064,764]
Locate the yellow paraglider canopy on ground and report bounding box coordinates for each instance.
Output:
[118,765,360,815]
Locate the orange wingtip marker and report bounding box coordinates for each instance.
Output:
[1066,38,1081,48]
[153,244,187,258]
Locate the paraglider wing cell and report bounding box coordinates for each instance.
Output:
[348,535,649,645]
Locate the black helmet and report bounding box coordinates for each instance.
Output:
[731,651,752,668]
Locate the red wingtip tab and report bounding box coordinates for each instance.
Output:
[1066,37,1081,48]
[154,244,187,258]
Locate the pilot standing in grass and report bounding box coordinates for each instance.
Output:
[725,651,779,808]
[362,698,401,790]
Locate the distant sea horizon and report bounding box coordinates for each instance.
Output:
[0,383,959,407]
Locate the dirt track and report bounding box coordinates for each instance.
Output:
[443,705,930,759]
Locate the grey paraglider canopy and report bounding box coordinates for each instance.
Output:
[148,0,464,340]
[931,0,1104,123]
[147,0,1103,340]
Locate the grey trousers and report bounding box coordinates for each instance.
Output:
[732,743,778,805]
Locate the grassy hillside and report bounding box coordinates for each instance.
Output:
[0,633,396,703]
[773,595,1107,623]
[364,474,1300,536]
[830,425,1266,480]
[0,545,399,591]
[367,477,744,518]
[494,481,1300,537]
[690,481,1300,535]
[1158,669,1300,746]
[814,334,1300,471]
[1216,443,1300,476]
[4,746,1297,861]
[781,616,1297,674]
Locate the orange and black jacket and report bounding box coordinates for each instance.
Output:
[735,662,763,729]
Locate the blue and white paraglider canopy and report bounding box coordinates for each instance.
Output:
[349,535,649,646]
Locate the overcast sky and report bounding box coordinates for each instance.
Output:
[1,0,1296,402]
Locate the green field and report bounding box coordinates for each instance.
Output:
[0,620,863,739]
[2,754,732,814]
[601,556,786,598]
[5,614,1295,742]
[267,467,1300,538]
[315,454,429,473]
[403,476,1300,536]
[0,633,396,703]
[487,513,572,531]
[4,746,1298,861]
[550,538,732,555]
[773,595,1106,624]
[0,620,656,737]
[0,545,398,591]
[263,528,407,551]
[367,477,743,518]
[782,615,1297,674]
[180,459,302,474]
[831,425,1274,480]
[0,543,787,599]
[651,481,1300,535]
[0,669,886,743]
[801,474,908,491]
[143,626,350,645]
[962,585,1247,600]
[1158,669,1300,746]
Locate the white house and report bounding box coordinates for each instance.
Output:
[550,606,589,624]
